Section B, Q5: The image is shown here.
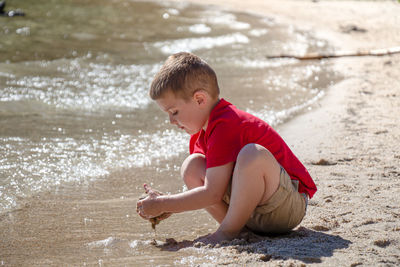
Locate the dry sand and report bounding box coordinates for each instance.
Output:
[1,0,399,266]
[168,0,400,265]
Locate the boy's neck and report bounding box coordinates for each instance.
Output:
[202,97,220,131]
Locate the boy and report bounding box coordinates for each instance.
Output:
[136,52,316,243]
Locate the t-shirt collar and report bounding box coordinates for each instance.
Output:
[203,98,231,132]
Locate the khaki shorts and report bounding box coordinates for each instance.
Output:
[223,166,307,235]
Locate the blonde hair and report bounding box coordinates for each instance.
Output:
[150,52,219,101]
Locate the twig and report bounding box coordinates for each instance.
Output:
[266,46,400,60]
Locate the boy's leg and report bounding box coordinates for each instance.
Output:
[211,143,281,240]
[181,153,228,223]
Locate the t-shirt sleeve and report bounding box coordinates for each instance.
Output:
[189,131,205,155]
[205,121,241,168]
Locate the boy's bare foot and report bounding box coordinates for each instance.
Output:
[208,230,235,243]
[195,229,237,246]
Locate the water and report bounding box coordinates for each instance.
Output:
[0,0,338,265]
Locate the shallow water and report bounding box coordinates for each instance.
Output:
[0,0,338,265]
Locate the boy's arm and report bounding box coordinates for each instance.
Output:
[137,161,234,218]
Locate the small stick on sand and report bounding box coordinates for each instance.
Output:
[266,46,400,60]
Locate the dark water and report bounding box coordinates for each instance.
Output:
[0,0,338,265]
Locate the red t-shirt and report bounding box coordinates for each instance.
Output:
[189,99,317,198]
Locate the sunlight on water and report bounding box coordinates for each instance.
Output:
[0,129,188,211]
[0,0,338,214]
[1,59,160,112]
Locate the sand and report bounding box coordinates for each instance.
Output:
[168,0,400,265]
[1,0,399,266]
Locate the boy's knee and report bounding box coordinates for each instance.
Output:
[236,143,274,167]
[180,153,206,185]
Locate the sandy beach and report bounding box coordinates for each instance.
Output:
[1,0,399,266]
[172,0,400,265]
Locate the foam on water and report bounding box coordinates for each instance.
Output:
[187,24,212,34]
[200,10,251,30]
[248,90,325,126]
[153,33,249,55]
[87,237,118,249]
[248,28,269,37]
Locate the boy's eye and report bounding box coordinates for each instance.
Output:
[172,111,178,116]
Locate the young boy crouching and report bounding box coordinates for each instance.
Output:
[136,52,316,243]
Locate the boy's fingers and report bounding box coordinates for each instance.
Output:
[138,210,149,219]
[136,201,142,213]
[136,202,149,219]
[143,183,151,194]
[144,183,160,198]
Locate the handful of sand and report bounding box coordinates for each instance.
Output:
[138,184,172,230]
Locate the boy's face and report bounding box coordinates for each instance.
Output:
[155,90,208,135]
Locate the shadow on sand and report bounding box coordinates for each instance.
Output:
[155,226,351,264]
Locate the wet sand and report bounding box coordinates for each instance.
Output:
[1,0,400,266]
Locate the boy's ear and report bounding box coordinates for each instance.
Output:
[193,90,207,106]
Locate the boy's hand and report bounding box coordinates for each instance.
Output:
[136,184,171,220]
